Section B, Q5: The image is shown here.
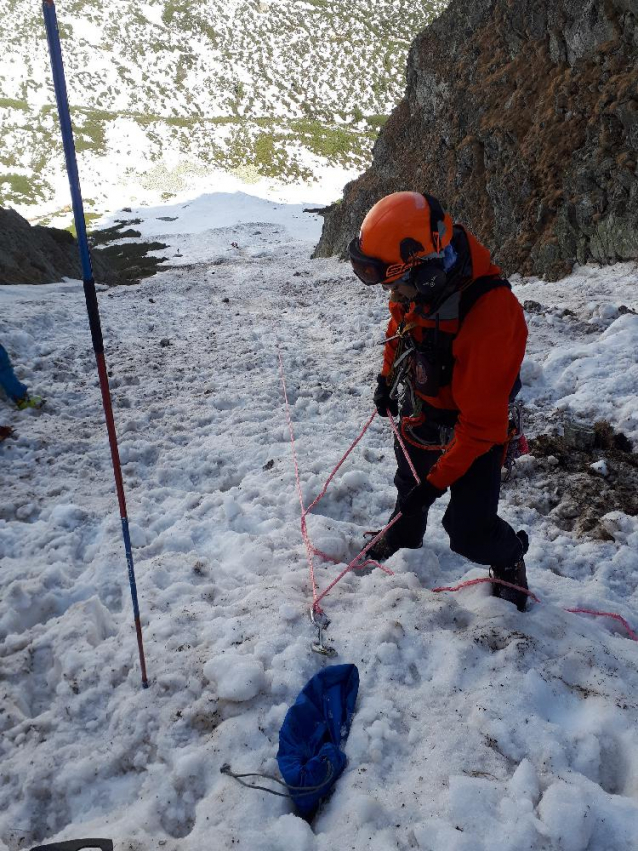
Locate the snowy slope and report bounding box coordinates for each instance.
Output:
[1,185,638,851]
[0,0,448,218]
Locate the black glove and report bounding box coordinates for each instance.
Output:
[373,374,398,418]
[399,479,446,517]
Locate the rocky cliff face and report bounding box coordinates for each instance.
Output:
[0,208,117,285]
[314,0,638,280]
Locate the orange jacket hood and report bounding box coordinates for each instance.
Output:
[460,226,502,282]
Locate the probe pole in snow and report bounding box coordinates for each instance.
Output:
[42,0,149,688]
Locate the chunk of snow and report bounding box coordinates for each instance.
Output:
[203,654,266,701]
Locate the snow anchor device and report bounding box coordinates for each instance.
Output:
[310,607,336,657]
[42,0,149,688]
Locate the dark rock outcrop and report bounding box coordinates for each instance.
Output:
[0,208,116,285]
[314,0,638,280]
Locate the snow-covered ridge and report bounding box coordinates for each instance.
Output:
[0,0,448,219]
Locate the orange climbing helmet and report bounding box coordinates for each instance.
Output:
[348,191,454,286]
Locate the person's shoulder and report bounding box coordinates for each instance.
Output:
[473,283,522,310]
[460,283,526,332]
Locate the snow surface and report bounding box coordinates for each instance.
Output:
[1,185,638,851]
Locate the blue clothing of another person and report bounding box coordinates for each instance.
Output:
[0,344,28,403]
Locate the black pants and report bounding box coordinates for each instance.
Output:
[387,421,523,568]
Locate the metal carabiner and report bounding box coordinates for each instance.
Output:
[310,608,337,657]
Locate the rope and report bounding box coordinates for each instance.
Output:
[432,576,540,602]
[220,760,334,798]
[387,410,421,483]
[277,348,319,608]
[304,410,377,516]
[278,347,395,615]
[313,517,399,611]
[277,349,637,642]
[431,577,637,641]
[565,607,638,642]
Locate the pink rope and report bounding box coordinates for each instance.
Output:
[432,576,541,604]
[387,411,421,484]
[565,608,638,642]
[431,578,637,641]
[313,517,399,610]
[304,410,377,516]
[278,349,395,614]
[277,349,319,607]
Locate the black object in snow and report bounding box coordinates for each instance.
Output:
[30,841,113,851]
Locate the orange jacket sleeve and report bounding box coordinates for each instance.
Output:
[427,288,528,490]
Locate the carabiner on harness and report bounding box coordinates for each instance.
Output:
[503,402,529,481]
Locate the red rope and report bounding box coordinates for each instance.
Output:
[278,349,395,614]
[387,410,421,483]
[431,577,637,641]
[278,350,637,641]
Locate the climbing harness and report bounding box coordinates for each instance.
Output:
[277,349,637,650]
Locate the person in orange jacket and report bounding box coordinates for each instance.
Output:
[348,191,530,610]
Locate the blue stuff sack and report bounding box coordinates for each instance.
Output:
[277,664,359,816]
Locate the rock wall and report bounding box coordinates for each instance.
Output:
[0,208,115,286]
[314,0,638,280]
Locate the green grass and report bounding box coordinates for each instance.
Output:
[74,118,106,154]
[0,172,48,204]
[291,119,369,161]
[0,101,375,206]
[65,212,102,238]
[366,114,389,129]
[0,97,28,110]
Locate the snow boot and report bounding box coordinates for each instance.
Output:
[490,531,529,612]
[364,533,402,563]
[352,533,397,576]
[355,530,423,575]
[16,394,45,411]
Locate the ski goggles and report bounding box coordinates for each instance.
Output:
[348,237,436,286]
[347,237,414,286]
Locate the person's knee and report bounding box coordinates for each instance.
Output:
[394,469,415,496]
[444,515,490,564]
[449,533,492,565]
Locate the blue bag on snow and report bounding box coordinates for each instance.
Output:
[277,663,359,816]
